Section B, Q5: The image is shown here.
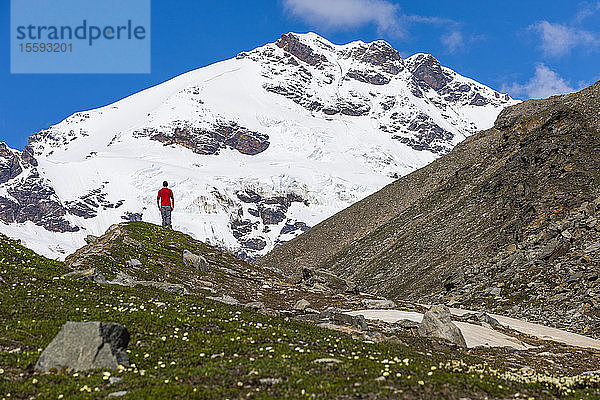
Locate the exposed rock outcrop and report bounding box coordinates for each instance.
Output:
[136,121,270,156]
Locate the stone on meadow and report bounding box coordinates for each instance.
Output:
[35,321,130,372]
[183,250,210,272]
[61,268,107,284]
[125,259,142,267]
[206,294,238,305]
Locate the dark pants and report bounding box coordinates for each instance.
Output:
[160,206,172,228]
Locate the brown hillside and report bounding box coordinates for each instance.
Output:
[258,81,600,335]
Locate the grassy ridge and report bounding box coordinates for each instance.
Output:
[0,224,599,399]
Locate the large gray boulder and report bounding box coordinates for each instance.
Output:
[36,322,130,372]
[418,305,467,347]
[183,250,210,272]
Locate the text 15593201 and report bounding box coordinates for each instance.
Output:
[19,43,73,53]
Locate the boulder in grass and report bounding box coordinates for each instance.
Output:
[35,321,130,372]
[61,268,107,284]
[109,272,188,295]
[418,305,467,347]
[183,250,210,272]
[125,259,142,267]
[207,294,238,305]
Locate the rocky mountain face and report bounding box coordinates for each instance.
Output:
[0,32,515,260]
[258,81,600,336]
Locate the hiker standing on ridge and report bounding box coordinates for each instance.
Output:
[157,181,174,228]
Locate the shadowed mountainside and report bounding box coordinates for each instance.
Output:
[257,81,600,335]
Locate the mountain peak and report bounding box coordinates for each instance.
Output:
[0,32,517,260]
[275,32,333,68]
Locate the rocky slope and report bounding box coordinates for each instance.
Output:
[257,81,600,336]
[0,32,515,260]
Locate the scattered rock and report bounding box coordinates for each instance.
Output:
[313,358,342,364]
[183,250,210,272]
[293,299,311,311]
[418,305,467,347]
[259,378,282,385]
[125,259,141,267]
[84,235,99,244]
[362,299,396,309]
[393,319,420,329]
[580,370,600,377]
[585,242,600,254]
[61,268,107,284]
[300,267,358,293]
[321,308,368,330]
[107,391,128,397]
[35,321,129,372]
[207,295,239,305]
[443,269,465,291]
[109,272,188,295]
[244,301,266,310]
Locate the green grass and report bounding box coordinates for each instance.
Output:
[65,221,243,286]
[1,224,600,399]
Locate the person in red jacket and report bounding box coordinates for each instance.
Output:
[157,181,174,228]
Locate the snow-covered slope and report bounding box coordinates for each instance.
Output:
[0,32,518,260]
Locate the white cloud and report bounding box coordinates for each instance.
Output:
[532,20,598,57]
[282,0,403,35]
[502,64,577,99]
[575,1,600,23]
[440,30,463,53]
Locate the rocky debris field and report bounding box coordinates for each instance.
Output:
[257,80,600,341]
[435,197,600,338]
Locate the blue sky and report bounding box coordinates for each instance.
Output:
[2,0,600,149]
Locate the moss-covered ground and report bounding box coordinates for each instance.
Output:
[1,225,600,399]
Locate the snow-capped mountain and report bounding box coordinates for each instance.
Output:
[0,32,518,260]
